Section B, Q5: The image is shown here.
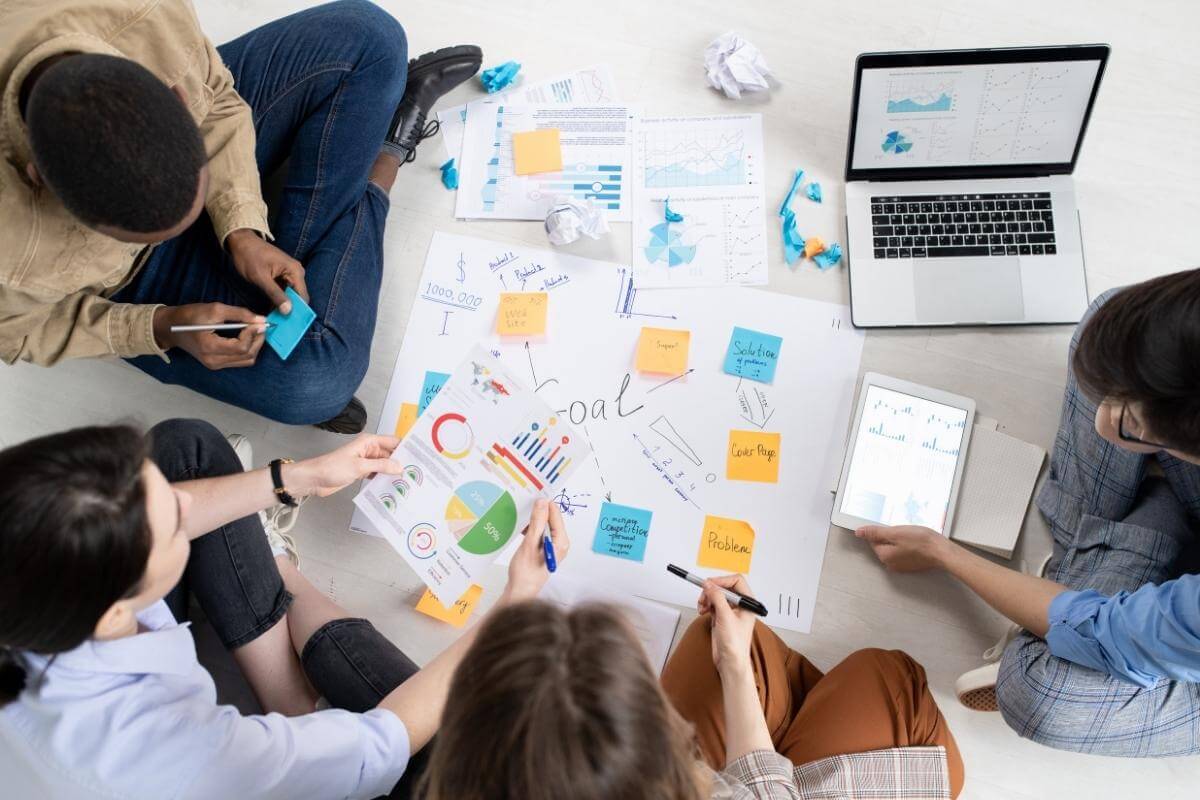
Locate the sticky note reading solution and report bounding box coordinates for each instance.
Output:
[727,430,781,483]
[512,128,563,175]
[697,515,755,573]
[496,292,549,336]
[592,502,653,562]
[636,327,690,375]
[723,327,783,383]
[415,584,483,628]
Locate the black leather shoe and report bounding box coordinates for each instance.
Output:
[314,396,367,434]
[386,44,483,164]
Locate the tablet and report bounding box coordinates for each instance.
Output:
[831,373,975,535]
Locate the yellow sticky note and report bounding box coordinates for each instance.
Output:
[496,292,548,336]
[635,326,690,375]
[393,402,418,440]
[727,430,781,483]
[415,584,483,628]
[512,128,562,175]
[697,515,755,573]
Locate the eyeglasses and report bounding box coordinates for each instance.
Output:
[1117,405,1170,450]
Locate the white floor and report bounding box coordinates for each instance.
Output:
[3,0,1199,797]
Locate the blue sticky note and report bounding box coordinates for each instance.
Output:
[592,502,653,562]
[805,182,822,203]
[418,370,450,416]
[265,287,315,361]
[813,242,843,271]
[440,158,459,190]
[723,326,783,383]
[481,60,521,93]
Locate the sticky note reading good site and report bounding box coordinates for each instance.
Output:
[635,327,690,375]
[697,515,755,573]
[415,584,483,628]
[727,430,781,483]
[496,292,548,336]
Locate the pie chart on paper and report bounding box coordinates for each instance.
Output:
[444,480,518,555]
[643,222,698,267]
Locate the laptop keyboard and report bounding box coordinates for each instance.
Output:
[869,192,1056,259]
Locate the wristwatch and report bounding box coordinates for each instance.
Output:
[269,458,299,507]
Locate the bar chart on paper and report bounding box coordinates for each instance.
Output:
[633,115,768,288]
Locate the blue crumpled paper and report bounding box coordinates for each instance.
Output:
[480,60,521,93]
[664,197,684,222]
[440,158,458,190]
[813,242,842,270]
[805,182,822,203]
[778,169,805,265]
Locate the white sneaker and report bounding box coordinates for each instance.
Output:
[955,552,1053,712]
[225,434,301,568]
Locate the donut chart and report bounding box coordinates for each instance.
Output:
[431,412,473,459]
[444,481,517,555]
[407,523,438,559]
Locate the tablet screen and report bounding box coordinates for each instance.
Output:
[839,385,969,533]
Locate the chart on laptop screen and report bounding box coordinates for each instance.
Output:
[852,60,1102,169]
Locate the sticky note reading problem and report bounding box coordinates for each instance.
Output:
[723,327,783,384]
[415,584,483,628]
[393,402,419,440]
[592,502,653,562]
[636,327,690,375]
[496,292,548,336]
[418,371,450,416]
[727,430,781,483]
[697,515,755,573]
[512,128,563,175]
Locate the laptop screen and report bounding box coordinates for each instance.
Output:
[846,47,1108,180]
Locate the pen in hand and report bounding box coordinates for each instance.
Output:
[666,563,767,617]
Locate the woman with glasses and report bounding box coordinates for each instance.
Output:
[857,268,1200,757]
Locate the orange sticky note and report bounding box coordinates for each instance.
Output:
[727,430,781,483]
[635,326,690,375]
[496,292,548,335]
[697,515,755,573]
[512,128,562,175]
[415,584,483,628]
[804,236,826,259]
[393,402,418,439]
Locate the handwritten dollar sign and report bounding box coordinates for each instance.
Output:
[456,252,466,283]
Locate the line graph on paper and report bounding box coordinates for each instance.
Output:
[641,129,757,188]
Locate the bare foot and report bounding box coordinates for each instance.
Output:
[369,150,403,192]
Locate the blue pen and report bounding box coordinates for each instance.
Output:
[542,527,557,573]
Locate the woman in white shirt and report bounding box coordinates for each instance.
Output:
[0,418,568,799]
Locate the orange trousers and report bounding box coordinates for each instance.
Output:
[661,618,964,798]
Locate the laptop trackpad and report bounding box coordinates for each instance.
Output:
[913,258,1024,323]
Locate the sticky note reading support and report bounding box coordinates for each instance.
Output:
[419,371,450,416]
[496,292,548,336]
[636,327,690,375]
[727,430,781,483]
[512,128,563,176]
[415,584,483,628]
[697,515,755,573]
[592,502,653,562]
[265,287,316,361]
[723,327,783,383]
[393,402,419,440]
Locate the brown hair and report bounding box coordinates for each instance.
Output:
[421,600,705,800]
[1072,268,1200,453]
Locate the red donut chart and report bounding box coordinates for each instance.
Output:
[431,412,473,459]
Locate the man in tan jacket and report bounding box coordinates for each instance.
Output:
[0,0,481,432]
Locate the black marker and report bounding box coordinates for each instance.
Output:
[667,564,768,617]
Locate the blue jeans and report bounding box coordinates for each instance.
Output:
[152,418,427,797]
[114,1,408,424]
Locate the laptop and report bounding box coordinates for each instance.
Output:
[843,45,1109,327]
